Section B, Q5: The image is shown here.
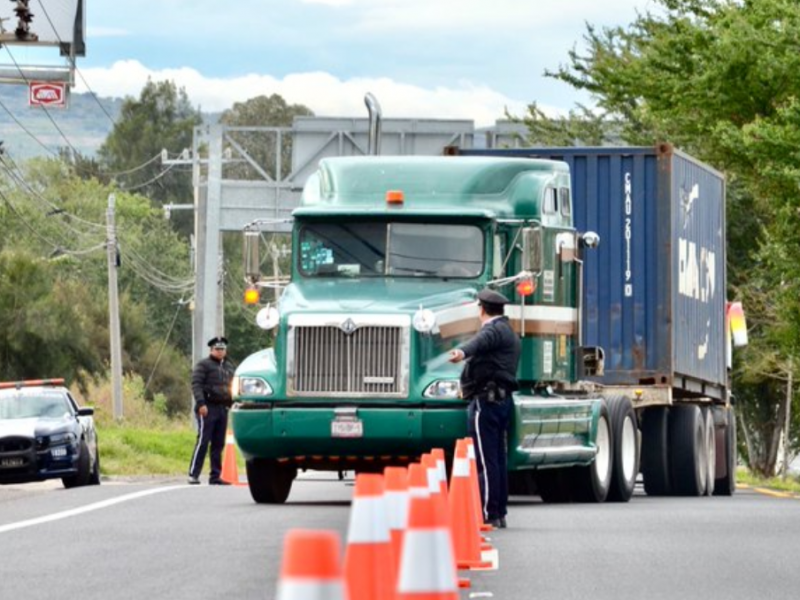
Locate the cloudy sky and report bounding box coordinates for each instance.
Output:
[8,0,657,126]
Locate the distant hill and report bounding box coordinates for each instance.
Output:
[0,87,220,160]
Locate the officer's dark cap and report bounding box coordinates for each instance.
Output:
[207,336,229,349]
[477,289,510,308]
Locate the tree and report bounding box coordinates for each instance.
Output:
[98,80,201,237]
[218,94,313,181]
[546,0,800,475]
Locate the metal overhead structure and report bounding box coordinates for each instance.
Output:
[0,0,85,87]
[187,115,503,364]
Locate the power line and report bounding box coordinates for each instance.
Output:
[36,0,117,128]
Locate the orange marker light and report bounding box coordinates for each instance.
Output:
[516,278,536,297]
[243,286,260,305]
[386,190,404,205]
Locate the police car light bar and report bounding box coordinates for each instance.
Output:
[0,378,66,390]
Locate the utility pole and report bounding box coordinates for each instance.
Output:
[106,193,124,420]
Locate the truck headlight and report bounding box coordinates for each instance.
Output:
[235,377,273,398]
[413,308,437,333]
[423,380,461,399]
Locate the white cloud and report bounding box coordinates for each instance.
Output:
[75,60,546,127]
[87,26,129,38]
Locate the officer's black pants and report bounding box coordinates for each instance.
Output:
[467,396,511,521]
[188,404,228,481]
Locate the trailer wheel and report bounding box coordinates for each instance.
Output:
[246,459,297,504]
[714,406,737,496]
[669,405,706,496]
[570,399,612,503]
[702,407,716,496]
[606,395,639,502]
[641,406,671,496]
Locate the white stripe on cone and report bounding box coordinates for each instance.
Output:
[347,496,391,544]
[426,467,440,495]
[396,530,458,593]
[277,579,346,600]
[385,490,409,532]
[452,456,470,478]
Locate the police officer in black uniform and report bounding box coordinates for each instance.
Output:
[188,336,235,485]
[449,289,521,528]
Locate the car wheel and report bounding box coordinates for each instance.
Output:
[245,458,296,504]
[89,446,101,485]
[62,440,92,489]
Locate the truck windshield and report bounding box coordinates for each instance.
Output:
[298,222,484,278]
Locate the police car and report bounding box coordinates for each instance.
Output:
[0,379,100,487]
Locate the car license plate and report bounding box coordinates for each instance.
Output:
[0,457,24,468]
[331,417,363,438]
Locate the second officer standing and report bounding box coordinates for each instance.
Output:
[188,336,236,485]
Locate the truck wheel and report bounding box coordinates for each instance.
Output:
[641,406,671,496]
[535,468,573,503]
[246,459,297,504]
[714,407,737,496]
[508,470,537,495]
[606,395,638,502]
[669,405,706,496]
[570,400,612,503]
[702,407,715,496]
[62,441,92,489]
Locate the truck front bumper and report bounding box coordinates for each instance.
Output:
[230,402,468,467]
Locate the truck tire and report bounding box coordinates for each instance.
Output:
[508,470,537,495]
[641,406,671,496]
[669,405,706,496]
[702,407,715,496]
[606,395,639,502]
[535,468,573,503]
[62,440,92,489]
[714,407,737,496]
[570,399,612,503]
[246,458,297,504]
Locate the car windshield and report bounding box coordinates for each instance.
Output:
[298,222,484,278]
[0,391,70,420]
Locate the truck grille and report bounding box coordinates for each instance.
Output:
[289,322,409,397]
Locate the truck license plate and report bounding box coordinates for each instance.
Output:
[0,457,24,468]
[331,417,363,438]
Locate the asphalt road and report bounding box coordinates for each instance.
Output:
[1,476,799,600]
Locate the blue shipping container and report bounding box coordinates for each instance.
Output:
[457,145,727,400]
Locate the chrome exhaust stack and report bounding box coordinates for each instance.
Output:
[364,92,382,156]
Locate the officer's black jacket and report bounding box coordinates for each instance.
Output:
[459,316,521,399]
[191,356,235,408]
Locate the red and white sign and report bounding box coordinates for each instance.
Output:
[29,81,68,108]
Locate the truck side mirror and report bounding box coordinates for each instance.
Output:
[244,226,261,283]
[522,226,544,273]
[580,231,600,249]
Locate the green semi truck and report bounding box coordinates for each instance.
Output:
[231,144,743,505]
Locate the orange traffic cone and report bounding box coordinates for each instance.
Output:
[384,466,409,583]
[344,473,396,600]
[450,439,491,569]
[396,493,459,600]
[276,529,346,600]
[422,453,470,589]
[465,438,492,532]
[431,448,449,496]
[407,462,431,500]
[221,429,243,486]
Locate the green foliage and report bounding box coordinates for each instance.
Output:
[218,94,313,181]
[97,79,201,237]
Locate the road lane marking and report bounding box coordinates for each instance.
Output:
[752,487,796,499]
[0,485,193,534]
